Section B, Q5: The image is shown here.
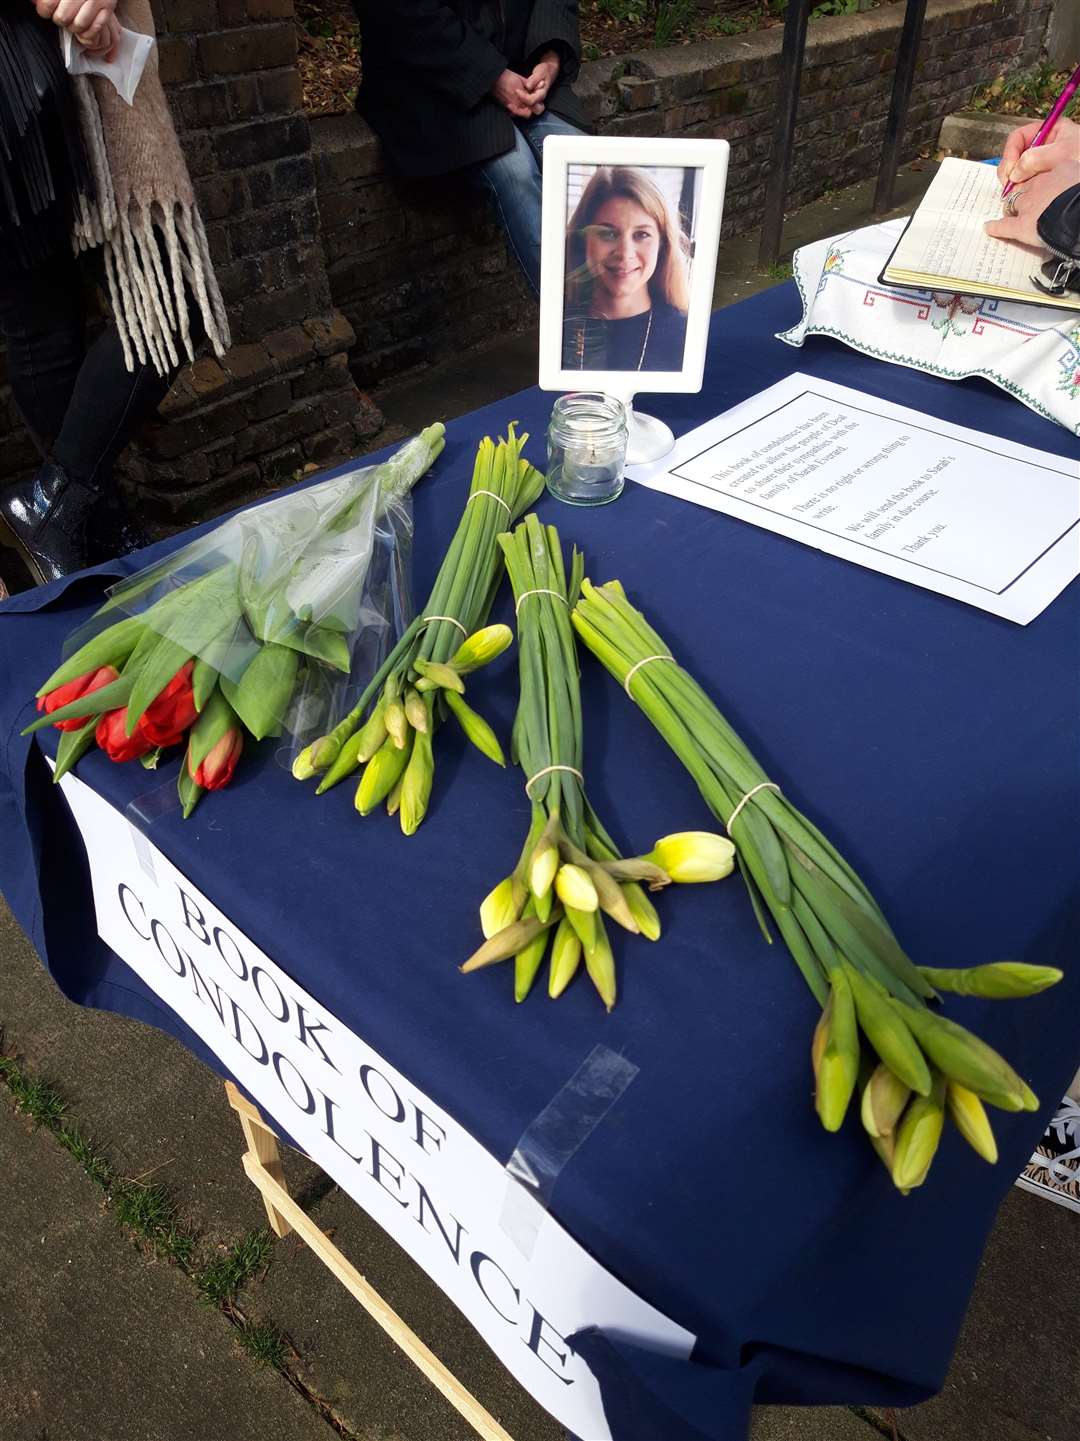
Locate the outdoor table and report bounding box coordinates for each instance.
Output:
[2,282,1078,1441]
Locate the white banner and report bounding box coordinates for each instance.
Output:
[57,773,695,1438]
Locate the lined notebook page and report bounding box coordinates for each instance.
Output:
[887,158,1048,296]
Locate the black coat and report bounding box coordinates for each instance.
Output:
[352,1,586,177]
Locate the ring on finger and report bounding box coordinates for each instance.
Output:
[1003,191,1020,218]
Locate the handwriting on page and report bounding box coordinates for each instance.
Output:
[896,159,1042,291]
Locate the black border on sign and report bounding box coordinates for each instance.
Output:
[669,389,1080,596]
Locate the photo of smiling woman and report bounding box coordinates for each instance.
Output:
[561,164,693,372]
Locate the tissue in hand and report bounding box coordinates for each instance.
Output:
[61,28,154,107]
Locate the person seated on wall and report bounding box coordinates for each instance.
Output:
[0,0,230,591]
[561,166,690,373]
[350,1,588,296]
[986,114,1080,291]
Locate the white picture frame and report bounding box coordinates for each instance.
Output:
[538,135,729,463]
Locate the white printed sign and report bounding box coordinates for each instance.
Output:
[56,772,695,1439]
[629,374,1080,623]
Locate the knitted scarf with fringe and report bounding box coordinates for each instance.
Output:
[71,0,230,374]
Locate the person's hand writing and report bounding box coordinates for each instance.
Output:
[997,115,1080,188]
[985,148,1080,249]
[491,68,542,119]
[523,49,561,112]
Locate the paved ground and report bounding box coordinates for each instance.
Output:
[3,163,1078,1441]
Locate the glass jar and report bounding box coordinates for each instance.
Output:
[546,393,628,507]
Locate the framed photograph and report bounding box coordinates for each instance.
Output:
[538,135,730,461]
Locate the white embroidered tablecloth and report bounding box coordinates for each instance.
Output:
[778,218,1080,439]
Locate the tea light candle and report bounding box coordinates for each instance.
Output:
[546,393,628,507]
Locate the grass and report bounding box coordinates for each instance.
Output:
[0,1040,321,1408]
[761,260,795,281]
[0,1054,68,1129]
[971,65,1080,122]
[236,1320,289,1369]
[198,1229,274,1307]
[114,1180,198,1267]
[56,1121,113,1188]
[0,1044,202,1265]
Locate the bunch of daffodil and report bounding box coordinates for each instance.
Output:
[461,518,735,1010]
[293,427,545,834]
[572,578,1061,1184]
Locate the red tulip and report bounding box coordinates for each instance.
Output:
[141,661,198,748]
[96,707,155,763]
[189,728,243,791]
[36,665,120,732]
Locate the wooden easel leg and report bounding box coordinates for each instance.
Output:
[224,1080,292,1238]
[239,1149,515,1441]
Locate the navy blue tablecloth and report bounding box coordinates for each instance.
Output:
[3,284,1079,1441]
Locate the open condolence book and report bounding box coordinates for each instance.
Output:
[881,157,1080,312]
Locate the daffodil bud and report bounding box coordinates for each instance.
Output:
[315,729,366,795]
[565,904,597,955]
[556,864,599,913]
[811,995,831,1084]
[399,728,434,836]
[404,688,429,733]
[814,970,859,1133]
[413,658,465,694]
[579,857,639,934]
[919,962,1063,999]
[355,733,412,815]
[891,1075,946,1192]
[894,998,1032,1112]
[355,699,389,763]
[860,1063,911,1139]
[844,963,932,1097]
[529,839,559,900]
[548,917,583,998]
[623,882,661,941]
[444,690,505,766]
[292,736,337,780]
[646,832,735,884]
[462,910,560,972]
[451,624,513,675]
[385,775,404,816]
[514,903,548,1003]
[384,699,410,749]
[947,1083,998,1164]
[585,919,616,1011]
[480,876,522,940]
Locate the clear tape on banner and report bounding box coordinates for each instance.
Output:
[125,777,186,830]
[127,814,160,884]
[500,1044,639,1259]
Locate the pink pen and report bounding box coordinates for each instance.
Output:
[1002,62,1080,198]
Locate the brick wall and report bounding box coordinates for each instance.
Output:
[0,0,1053,516]
[317,0,1051,393]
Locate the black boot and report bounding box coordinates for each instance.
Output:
[85,486,152,566]
[0,460,98,585]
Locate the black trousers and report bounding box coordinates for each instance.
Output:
[0,247,197,491]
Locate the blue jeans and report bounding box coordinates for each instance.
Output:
[473,112,586,297]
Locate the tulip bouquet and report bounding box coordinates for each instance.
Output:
[462,517,736,1009]
[24,426,446,816]
[572,579,1061,1184]
[292,427,546,834]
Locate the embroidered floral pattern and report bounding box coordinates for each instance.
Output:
[781,223,1080,437]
